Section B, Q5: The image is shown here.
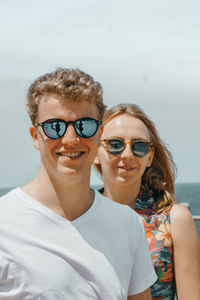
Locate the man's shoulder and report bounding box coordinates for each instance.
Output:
[0,188,21,211]
[0,187,19,198]
[94,189,141,224]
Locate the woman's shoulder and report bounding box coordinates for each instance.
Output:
[170,204,198,241]
[170,203,193,223]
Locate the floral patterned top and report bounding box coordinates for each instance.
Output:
[135,189,175,300]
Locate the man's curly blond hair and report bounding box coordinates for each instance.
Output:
[27,68,106,124]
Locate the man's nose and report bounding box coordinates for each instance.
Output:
[61,124,80,145]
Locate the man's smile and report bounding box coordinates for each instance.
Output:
[56,151,84,158]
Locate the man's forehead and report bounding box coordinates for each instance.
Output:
[38,94,100,119]
[39,94,95,106]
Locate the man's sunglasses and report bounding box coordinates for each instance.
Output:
[35,117,102,139]
[101,138,153,157]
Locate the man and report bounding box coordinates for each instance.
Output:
[0,68,156,299]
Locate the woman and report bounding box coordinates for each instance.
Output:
[94,103,200,300]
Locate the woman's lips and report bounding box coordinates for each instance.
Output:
[118,166,135,171]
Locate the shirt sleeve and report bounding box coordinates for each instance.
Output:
[128,214,157,296]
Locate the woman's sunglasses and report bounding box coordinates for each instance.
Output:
[101,138,153,157]
[35,117,102,139]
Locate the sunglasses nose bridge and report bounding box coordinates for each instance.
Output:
[61,121,80,143]
[123,140,132,146]
[120,140,134,157]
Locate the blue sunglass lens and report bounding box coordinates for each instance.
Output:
[43,120,66,139]
[75,119,98,137]
[107,139,124,155]
[132,141,149,157]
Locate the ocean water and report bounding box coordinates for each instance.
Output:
[0,183,199,235]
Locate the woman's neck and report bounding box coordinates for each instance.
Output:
[103,181,140,209]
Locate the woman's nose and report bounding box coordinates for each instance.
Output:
[120,142,133,159]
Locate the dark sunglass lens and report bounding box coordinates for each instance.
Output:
[107,139,124,155]
[132,141,149,157]
[75,118,98,137]
[43,120,66,139]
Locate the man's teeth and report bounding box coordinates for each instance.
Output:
[60,152,81,157]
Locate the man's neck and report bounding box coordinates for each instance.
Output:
[21,168,94,221]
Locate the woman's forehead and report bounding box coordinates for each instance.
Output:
[102,114,150,140]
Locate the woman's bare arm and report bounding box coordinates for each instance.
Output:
[171,204,200,300]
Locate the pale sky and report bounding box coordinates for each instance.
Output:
[0,0,200,187]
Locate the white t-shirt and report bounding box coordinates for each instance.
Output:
[0,188,156,299]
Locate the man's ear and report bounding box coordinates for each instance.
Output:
[97,124,104,147]
[30,125,40,150]
[100,124,104,135]
[94,155,100,165]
